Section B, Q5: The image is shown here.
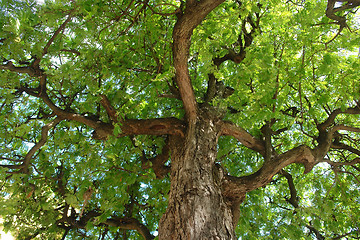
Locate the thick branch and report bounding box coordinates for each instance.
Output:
[172,0,225,122]
[220,121,265,155]
[222,145,315,199]
[119,118,185,138]
[333,0,360,13]
[326,0,347,26]
[0,61,37,76]
[314,105,360,161]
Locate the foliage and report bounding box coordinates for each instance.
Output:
[1,0,360,239]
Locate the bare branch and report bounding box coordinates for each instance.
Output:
[333,0,360,13]
[60,49,81,56]
[321,157,360,167]
[331,141,360,156]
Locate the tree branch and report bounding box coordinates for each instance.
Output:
[172,0,225,123]
[314,104,360,161]
[220,121,265,155]
[321,157,360,167]
[22,117,62,173]
[58,210,155,240]
[2,117,62,174]
[318,105,360,131]
[32,13,73,68]
[332,124,360,133]
[279,170,299,208]
[0,61,37,76]
[141,137,171,179]
[222,145,315,200]
[105,217,155,240]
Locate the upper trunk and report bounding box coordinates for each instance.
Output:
[159,107,237,239]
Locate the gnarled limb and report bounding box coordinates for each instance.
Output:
[326,0,360,26]
[324,0,360,44]
[314,104,360,160]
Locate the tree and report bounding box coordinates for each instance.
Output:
[1,0,360,239]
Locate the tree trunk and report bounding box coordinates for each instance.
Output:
[159,107,236,239]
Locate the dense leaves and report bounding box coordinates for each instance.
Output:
[1,0,360,239]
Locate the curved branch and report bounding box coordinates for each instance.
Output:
[1,117,62,174]
[326,0,347,26]
[314,105,360,160]
[332,124,360,133]
[172,0,225,123]
[222,145,315,199]
[22,117,62,172]
[0,61,37,76]
[141,137,171,179]
[59,211,155,240]
[105,217,155,240]
[220,121,265,155]
[321,157,360,167]
[318,105,360,131]
[331,141,360,156]
[279,170,299,208]
[33,13,73,68]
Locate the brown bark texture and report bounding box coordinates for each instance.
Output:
[159,108,236,240]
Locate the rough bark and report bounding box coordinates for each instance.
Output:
[159,108,236,239]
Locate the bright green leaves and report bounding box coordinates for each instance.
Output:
[236,161,360,239]
[1,0,360,239]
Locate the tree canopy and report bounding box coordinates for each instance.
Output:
[1,0,360,239]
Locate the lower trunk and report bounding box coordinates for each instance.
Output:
[159,109,237,239]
